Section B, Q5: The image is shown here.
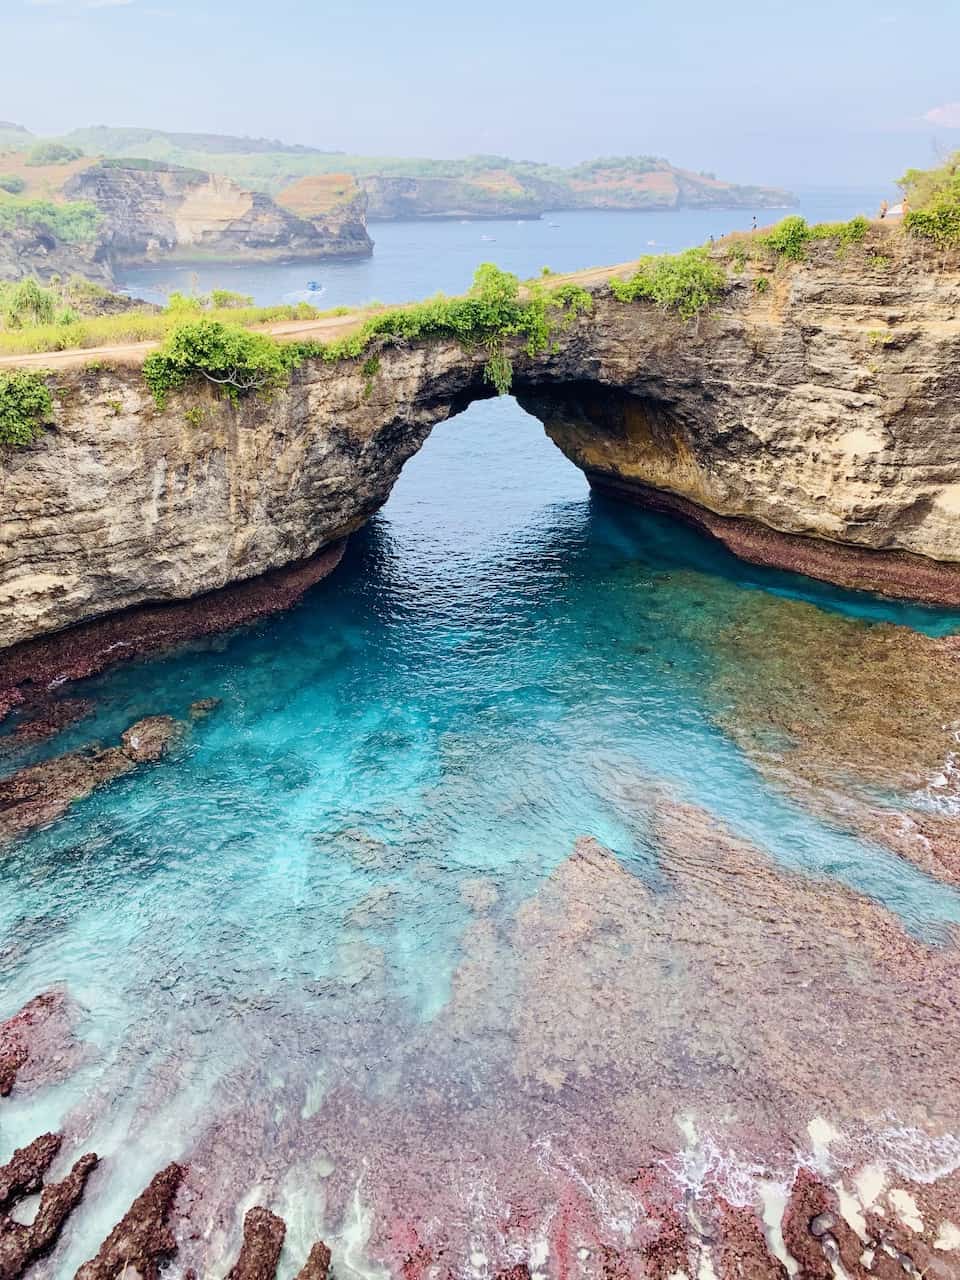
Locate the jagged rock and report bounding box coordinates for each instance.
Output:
[74,1160,184,1280]
[119,715,183,763]
[0,1147,98,1280]
[225,1206,286,1280]
[294,1241,332,1280]
[0,1134,61,1209]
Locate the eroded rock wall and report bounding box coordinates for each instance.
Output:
[2,232,960,652]
[64,161,372,264]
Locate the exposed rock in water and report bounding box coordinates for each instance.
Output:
[294,1241,332,1280]
[74,1161,185,1280]
[224,1206,285,1280]
[0,1134,61,1207]
[0,991,81,1098]
[120,714,184,763]
[0,715,185,839]
[0,1135,98,1280]
[0,698,93,752]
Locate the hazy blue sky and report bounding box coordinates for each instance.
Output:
[2,0,958,187]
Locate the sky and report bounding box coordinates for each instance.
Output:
[1,0,958,189]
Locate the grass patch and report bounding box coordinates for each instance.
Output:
[0,296,331,356]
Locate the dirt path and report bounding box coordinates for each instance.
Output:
[0,263,635,373]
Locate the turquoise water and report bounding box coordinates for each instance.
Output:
[3,200,958,1275]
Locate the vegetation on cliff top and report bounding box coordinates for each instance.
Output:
[900,151,960,248]
[609,248,726,319]
[0,195,101,244]
[0,369,53,446]
[143,264,594,406]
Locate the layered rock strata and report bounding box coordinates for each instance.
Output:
[64,160,372,264]
[2,231,959,659]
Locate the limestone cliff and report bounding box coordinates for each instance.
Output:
[63,160,372,265]
[1,228,959,653]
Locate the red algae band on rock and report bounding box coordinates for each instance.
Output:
[0,541,347,726]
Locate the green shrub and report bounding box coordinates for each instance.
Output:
[609,247,726,319]
[1,278,56,328]
[747,214,869,263]
[210,289,254,309]
[0,370,53,445]
[25,142,82,166]
[143,318,291,407]
[0,197,101,244]
[0,175,26,195]
[900,152,960,247]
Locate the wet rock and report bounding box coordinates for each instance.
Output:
[295,1241,332,1280]
[0,716,186,840]
[119,715,183,763]
[189,697,221,720]
[0,698,93,752]
[225,1206,286,1280]
[713,1199,788,1279]
[0,1134,61,1209]
[782,1168,865,1279]
[74,1160,185,1280]
[0,992,79,1098]
[0,744,134,839]
[0,1147,98,1279]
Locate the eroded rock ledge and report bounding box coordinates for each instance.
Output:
[2,232,959,657]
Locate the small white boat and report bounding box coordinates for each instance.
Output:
[481,235,496,242]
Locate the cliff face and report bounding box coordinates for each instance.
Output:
[0,222,110,283]
[2,233,960,652]
[359,166,791,220]
[63,161,372,264]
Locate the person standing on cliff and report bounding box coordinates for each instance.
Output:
[751,215,758,231]
[879,199,889,219]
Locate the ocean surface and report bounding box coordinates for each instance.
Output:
[2,192,956,1277]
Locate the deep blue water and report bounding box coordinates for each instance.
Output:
[2,196,955,1276]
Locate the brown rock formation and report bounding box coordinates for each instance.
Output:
[0,1135,98,1280]
[74,1160,185,1280]
[225,1206,286,1280]
[295,1241,332,1280]
[0,542,345,724]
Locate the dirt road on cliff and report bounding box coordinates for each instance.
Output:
[0,263,633,373]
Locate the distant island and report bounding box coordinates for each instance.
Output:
[0,121,794,282]
[58,125,795,218]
